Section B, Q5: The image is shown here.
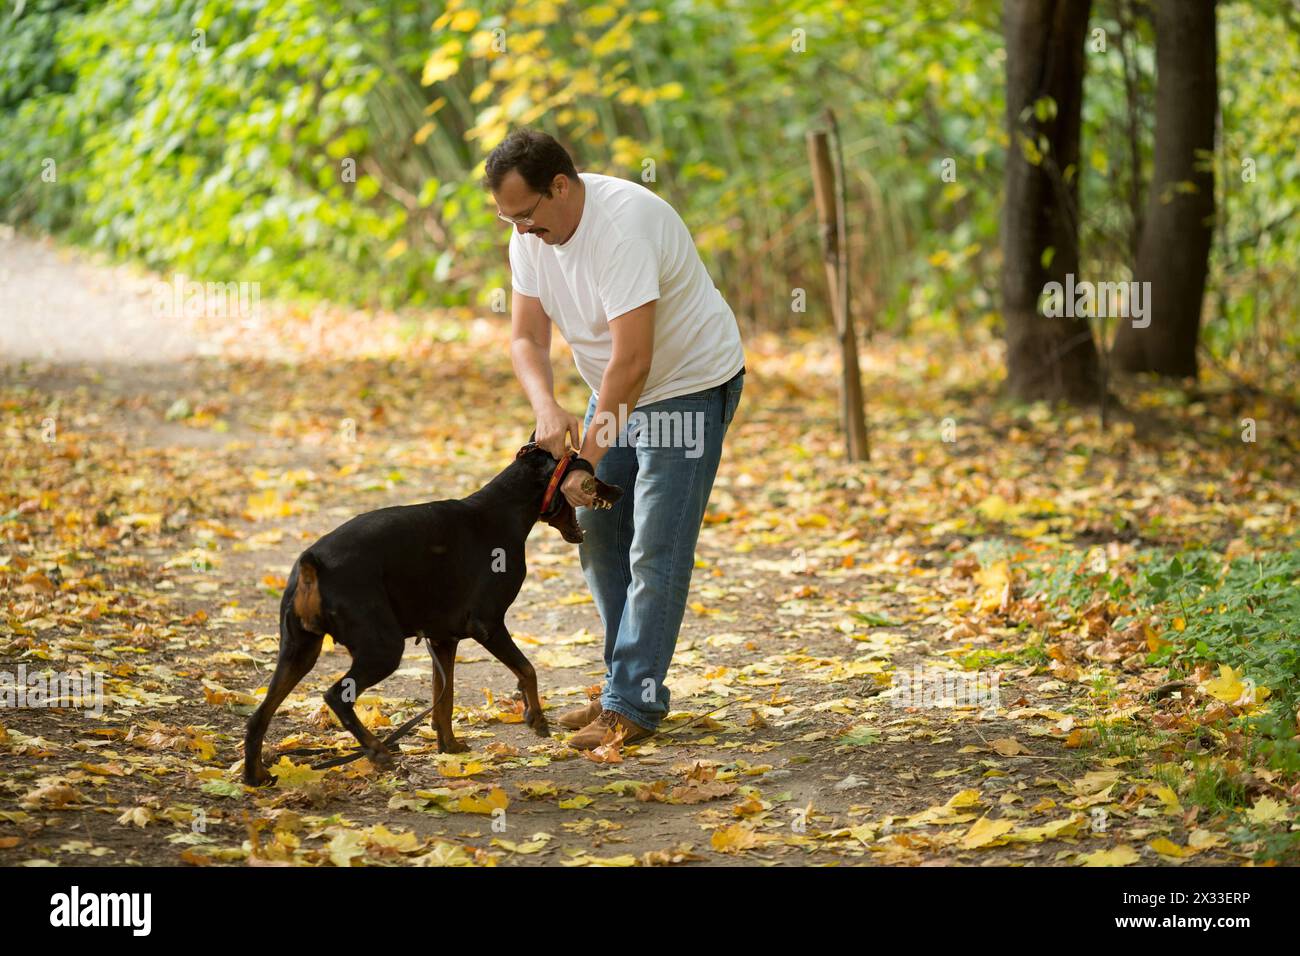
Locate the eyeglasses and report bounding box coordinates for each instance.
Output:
[496,191,548,227]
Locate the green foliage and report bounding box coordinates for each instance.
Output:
[1079,1,1300,376]
[0,0,449,306]
[957,641,1049,671]
[0,0,1297,361]
[1029,545,1300,775]
[1139,550,1300,768]
[1028,544,1300,861]
[1206,7,1300,374]
[0,0,1009,318]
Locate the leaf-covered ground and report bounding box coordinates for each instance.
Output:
[2,235,1298,867]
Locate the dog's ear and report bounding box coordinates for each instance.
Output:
[518,427,551,460]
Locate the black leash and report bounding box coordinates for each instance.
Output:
[273,643,449,770]
[272,624,750,770]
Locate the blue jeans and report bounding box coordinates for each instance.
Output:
[577,369,744,730]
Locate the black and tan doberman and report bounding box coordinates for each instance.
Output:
[242,442,620,786]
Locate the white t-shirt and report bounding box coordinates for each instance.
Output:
[509,173,744,406]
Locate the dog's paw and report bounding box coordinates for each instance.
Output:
[367,745,396,769]
[525,710,551,738]
[439,737,470,754]
[242,759,273,788]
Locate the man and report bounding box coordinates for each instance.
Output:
[485,128,744,749]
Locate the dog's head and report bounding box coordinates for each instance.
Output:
[514,442,623,544]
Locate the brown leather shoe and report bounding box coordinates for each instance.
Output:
[567,709,654,750]
[556,687,604,730]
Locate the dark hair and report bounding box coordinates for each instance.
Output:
[482,128,579,193]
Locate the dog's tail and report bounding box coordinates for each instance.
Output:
[289,553,326,635]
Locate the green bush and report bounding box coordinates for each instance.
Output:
[1140,550,1300,771]
[1,0,459,306]
[1,0,1297,354]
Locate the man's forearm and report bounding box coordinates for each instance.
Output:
[579,357,650,467]
[511,339,558,414]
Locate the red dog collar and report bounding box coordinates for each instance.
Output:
[540,452,575,516]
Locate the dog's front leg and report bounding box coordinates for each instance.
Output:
[427,640,468,753]
[481,622,549,739]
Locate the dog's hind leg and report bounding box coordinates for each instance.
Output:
[323,604,406,767]
[427,640,468,753]
[480,622,549,738]
[243,593,323,786]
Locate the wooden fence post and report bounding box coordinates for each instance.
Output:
[807,113,869,461]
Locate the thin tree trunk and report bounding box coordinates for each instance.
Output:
[1001,0,1101,403]
[1119,0,1145,264]
[1112,0,1217,377]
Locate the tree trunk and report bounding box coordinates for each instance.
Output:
[1001,0,1101,403]
[1112,0,1217,377]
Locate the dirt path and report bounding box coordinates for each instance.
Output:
[0,231,207,365]
[0,233,1254,867]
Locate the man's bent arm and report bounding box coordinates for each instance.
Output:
[578,300,656,468]
[510,291,556,412]
[511,291,581,456]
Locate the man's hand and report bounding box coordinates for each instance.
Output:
[535,403,581,459]
[511,291,576,458]
[560,469,596,509]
